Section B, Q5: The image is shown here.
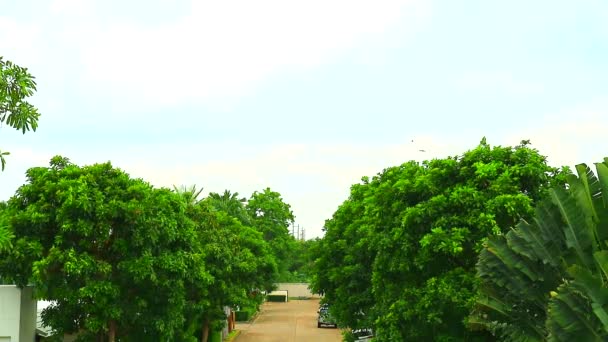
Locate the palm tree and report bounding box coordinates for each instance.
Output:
[172,184,204,206]
[207,190,251,225]
[471,158,608,341]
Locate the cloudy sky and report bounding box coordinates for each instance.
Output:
[1,0,608,238]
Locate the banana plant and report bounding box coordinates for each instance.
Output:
[471,158,608,341]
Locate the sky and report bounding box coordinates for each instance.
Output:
[1,0,608,239]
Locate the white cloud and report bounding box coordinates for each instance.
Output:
[49,0,96,16]
[456,70,544,95]
[77,0,428,108]
[5,109,606,239]
[0,17,41,65]
[503,98,608,169]
[102,110,608,239]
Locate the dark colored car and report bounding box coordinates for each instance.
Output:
[352,328,374,341]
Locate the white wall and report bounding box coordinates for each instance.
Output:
[0,285,36,342]
[274,283,317,298]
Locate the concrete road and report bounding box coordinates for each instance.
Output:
[235,299,342,342]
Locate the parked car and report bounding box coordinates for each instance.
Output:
[317,307,337,328]
[352,328,374,341]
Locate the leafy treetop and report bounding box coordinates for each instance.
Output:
[0,57,40,170]
[311,139,569,341]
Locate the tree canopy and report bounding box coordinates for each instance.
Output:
[311,139,569,340]
[0,157,208,340]
[0,157,286,342]
[245,187,296,281]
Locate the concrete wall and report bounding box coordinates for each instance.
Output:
[0,286,20,341]
[274,283,317,298]
[267,290,288,302]
[19,287,36,342]
[0,285,36,342]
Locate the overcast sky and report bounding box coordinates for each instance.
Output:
[1,0,608,238]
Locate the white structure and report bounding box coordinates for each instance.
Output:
[267,290,289,302]
[275,283,317,299]
[0,285,36,342]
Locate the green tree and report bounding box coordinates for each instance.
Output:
[472,159,608,341]
[246,187,295,280]
[208,190,251,226]
[312,139,568,340]
[0,57,40,170]
[0,202,11,254]
[284,238,321,282]
[310,179,376,330]
[178,191,276,342]
[371,140,568,341]
[0,157,208,341]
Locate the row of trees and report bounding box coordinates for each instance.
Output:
[0,57,320,341]
[310,139,585,341]
[0,156,296,341]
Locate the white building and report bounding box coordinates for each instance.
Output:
[0,285,36,342]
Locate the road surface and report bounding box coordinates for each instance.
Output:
[235,299,342,342]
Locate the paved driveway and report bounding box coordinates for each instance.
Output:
[235,299,342,342]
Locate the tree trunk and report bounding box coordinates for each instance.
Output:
[108,320,116,342]
[201,317,210,342]
[229,310,235,331]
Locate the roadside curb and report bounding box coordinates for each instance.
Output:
[249,305,264,325]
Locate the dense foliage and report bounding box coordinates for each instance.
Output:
[0,157,202,340]
[175,187,277,341]
[283,238,321,282]
[0,157,290,342]
[245,188,296,280]
[0,201,10,256]
[311,139,569,341]
[7,135,601,342]
[473,159,608,341]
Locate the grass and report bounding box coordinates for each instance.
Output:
[223,330,241,342]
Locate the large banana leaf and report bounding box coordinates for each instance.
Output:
[595,161,608,246]
[550,187,595,269]
[473,229,558,341]
[473,160,608,341]
[546,282,605,342]
[510,204,564,268]
[571,163,608,246]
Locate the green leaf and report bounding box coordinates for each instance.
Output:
[593,251,608,285]
[551,187,595,268]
